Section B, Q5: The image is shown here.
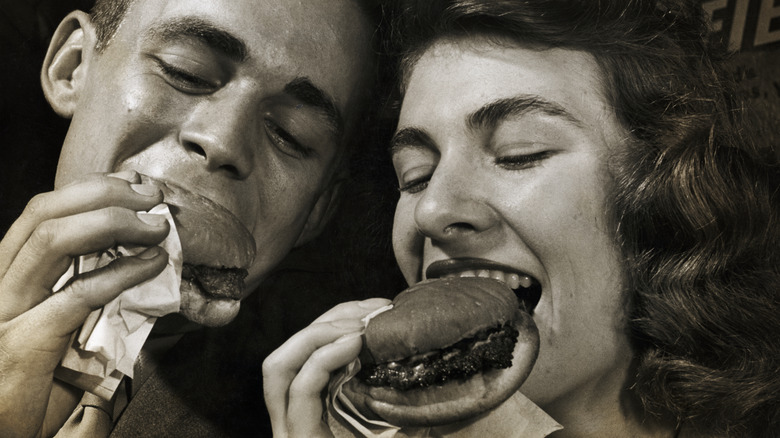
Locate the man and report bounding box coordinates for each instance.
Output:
[0,0,380,435]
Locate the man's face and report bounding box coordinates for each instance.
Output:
[391,38,635,417]
[54,0,372,325]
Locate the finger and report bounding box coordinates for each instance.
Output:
[3,246,169,359]
[312,298,392,324]
[0,208,169,320]
[0,171,163,277]
[263,318,364,435]
[59,170,142,188]
[287,332,364,438]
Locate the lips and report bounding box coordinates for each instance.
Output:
[426,258,542,312]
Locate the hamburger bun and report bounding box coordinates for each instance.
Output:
[343,277,539,427]
[141,175,257,326]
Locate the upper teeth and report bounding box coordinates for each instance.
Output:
[441,270,534,290]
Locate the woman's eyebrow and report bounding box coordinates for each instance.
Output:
[467,94,584,132]
[389,127,435,156]
[144,16,248,62]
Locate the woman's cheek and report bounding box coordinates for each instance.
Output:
[392,198,423,284]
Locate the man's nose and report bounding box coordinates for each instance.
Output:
[178,95,257,179]
[413,158,498,243]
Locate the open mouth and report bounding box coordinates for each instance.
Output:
[425,258,542,313]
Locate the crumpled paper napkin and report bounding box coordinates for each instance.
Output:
[326,306,563,437]
[53,203,183,400]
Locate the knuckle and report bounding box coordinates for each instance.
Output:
[28,220,59,253]
[331,301,361,312]
[60,278,93,308]
[97,206,134,234]
[307,347,331,364]
[94,175,122,195]
[288,376,313,398]
[0,337,17,367]
[101,206,126,224]
[262,353,284,376]
[24,193,50,221]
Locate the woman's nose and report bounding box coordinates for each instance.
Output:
[413,160,498,242]
[178,95,256,179]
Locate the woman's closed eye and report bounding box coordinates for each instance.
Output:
[495,150,555,170]
[399,175,431,194]
[397,165,435,194]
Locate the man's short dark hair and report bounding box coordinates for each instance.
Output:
[90,0,134,52]
[89,0,384,53]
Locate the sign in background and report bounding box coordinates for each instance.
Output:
[704,0,780,120]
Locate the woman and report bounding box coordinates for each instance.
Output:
[263,0,780,436]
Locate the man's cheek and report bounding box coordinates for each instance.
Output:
[124,80,192,128]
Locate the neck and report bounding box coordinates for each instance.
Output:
[542,383,677,438]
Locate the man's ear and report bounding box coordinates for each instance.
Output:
[40,11,97,118]
[294,177,345,247]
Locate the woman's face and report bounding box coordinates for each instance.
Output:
[391,38,635,414]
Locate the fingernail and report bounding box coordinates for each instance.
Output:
[131,183,161,197]
[335,332,363,344]
[137,246,161,260]
[330,319,365,329]
[137,212,167,226]
[358,298,392,309]
[108,170,138,181]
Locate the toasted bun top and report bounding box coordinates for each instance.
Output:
[364,277,520,363]
[141,176,256,269]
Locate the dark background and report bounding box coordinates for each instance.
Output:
[1,0,93,233]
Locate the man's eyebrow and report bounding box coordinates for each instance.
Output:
[144,16,248,62]
[389,126,435,156]
[283,77,343,139]
[467,95,584,132]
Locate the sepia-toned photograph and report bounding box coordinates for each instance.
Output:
[1,1,777,436]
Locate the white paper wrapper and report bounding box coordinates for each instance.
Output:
[53,204,183,400]
[326,306,563,437]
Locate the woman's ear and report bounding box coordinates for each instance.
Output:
[40,11,97,118]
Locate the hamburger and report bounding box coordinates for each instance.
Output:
[342,277,539,427]
[142,176,256,326]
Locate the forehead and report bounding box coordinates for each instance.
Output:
[116,0,372,112]
[401,38,610,127]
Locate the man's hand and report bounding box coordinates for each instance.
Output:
[0,171,170,437]
[262,298,391,438]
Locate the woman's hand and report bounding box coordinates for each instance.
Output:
[263,298,391,438]
[0,171,170,437]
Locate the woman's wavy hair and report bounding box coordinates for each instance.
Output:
[391,0,779,435]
